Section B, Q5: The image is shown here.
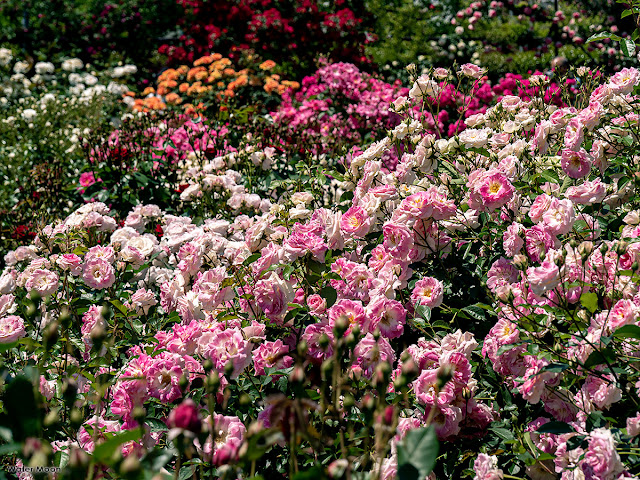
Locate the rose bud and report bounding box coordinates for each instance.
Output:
[167,399,202,434]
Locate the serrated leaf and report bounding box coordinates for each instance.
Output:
[621,38,636,57]
[0,341,18,353]
[93,428,142,463]
[537,421,575,434]
[490,426,515,440]
[584,347,616,369]
[320,285,337,308]
[542,363,570,373]
[586,32,612,43]
[397,426,439,480]
[580,292,599,313]
[145,418,169,432]
[462,305,485,321]
[613,324,640,339]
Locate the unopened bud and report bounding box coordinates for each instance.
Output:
[69,408,83,428]
[203,359,214,373]
[120,454,141,475]
[334,316,349,337]
[436,364,454,389]
[132,407,146,423]
[224,360,234,378]
[44,409,60,427]
[297,340,308,356]
[289,365,305,384]
[206,370,220,393]
[179,374,189,393]
[43,321,59,351]
[373,361,391,387]
[342,394,355,408]
[318,333,330,350]
[461,387,472,400]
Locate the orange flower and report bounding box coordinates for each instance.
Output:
[187,66,207,82]
[194,55,214,66]
[264,78,279,93]
[212,53,223,61]
[165,92,183,105]
[223,67,236,76]
[259,60,276,70]
[207,71,222,82]
[178,82,189,93]
[142,87,155,96]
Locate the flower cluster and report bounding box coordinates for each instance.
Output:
[128,53,298,115]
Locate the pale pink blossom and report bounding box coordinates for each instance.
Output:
[0,315,25,343]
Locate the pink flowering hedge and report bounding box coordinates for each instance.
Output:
[4,60,640,480]
[269,60,574,164]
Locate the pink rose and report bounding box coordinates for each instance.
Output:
[383,222,414,259]
[581,428,624,479]
[473,453,503,480]
[476,172,514,211]
[307,294,327,314]
[82,258,116,289]
[167,399,202,433]
[411,277,444,308]
[459,63,486,79]
[563,118,584,151]
[25,268,59,297]
[565,178,606,205]
[79,171,100,188]
[56,254,83,275]
[340,206,373,238]
[561,148,591,179]
[541,198,575,235]
[608,67,640,94]
[526,260,560,297]
[0,315,25,343]
[364,296,406,338]
[252,339,293,376]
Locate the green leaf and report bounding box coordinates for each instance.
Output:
[397,426,439,480]
[243,253,261,266]
[580,292,599,313]
[0,341,18,353]
[179,466,196,480]
[93,429,143,463]
[584,347,616,369]
[613,325,640,339]
[537,422,575,434]
[415,304,432,323]
[292,467,327,480]
[586,32,612,43]
[586,412,608,432]
[0,442,20,455]
[320,285,337,308]
[621,38,636,57]
[110,299,128,316]
[283,264,295,281]
[144,418,169,432]
[462,305,485,321]
[490,427,515,441]
[542,363,570,373]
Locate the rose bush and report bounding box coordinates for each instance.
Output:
[4,55,640,480]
